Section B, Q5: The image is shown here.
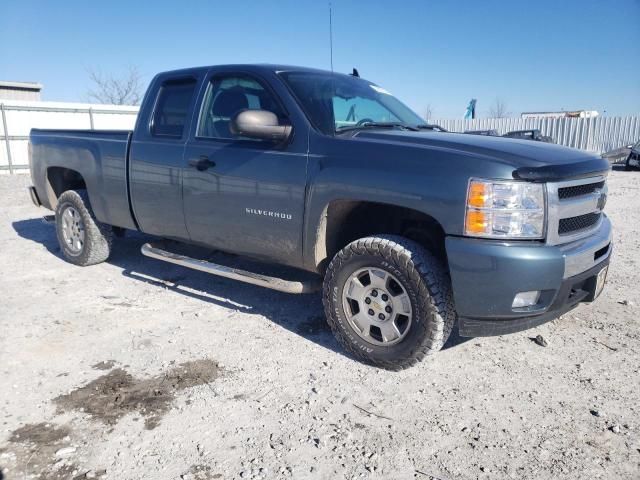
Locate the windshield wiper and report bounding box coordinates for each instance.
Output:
[336,122,420,134]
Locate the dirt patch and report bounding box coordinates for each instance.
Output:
[91,360,116,370]
[54,359,221,430]
[8,422,71,446]
[181,464,222,480]
[2,422,80,480]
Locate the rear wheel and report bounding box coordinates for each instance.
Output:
[322,235,455,370]
[55,189,113,266]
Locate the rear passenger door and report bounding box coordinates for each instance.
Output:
[182,71,308,266]
[129,74,201,239]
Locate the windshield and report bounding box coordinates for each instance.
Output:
[279,71,425,135]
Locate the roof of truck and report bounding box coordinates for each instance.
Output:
[159,64,352,78]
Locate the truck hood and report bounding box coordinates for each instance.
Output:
[353,130,609,181]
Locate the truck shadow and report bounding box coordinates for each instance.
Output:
[12,218,468,362]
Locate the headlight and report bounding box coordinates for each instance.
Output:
[465,178,546,239]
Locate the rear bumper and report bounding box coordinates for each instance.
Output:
[446,216,612,337]
[28,186,42,207]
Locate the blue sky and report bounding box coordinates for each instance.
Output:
[1,0,639,118]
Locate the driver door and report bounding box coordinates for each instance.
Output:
[182,72,308,266]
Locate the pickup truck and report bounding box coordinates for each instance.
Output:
[28,64,612,370]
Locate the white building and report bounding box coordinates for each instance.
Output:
[520,110,599,119]
[0,81,43,101]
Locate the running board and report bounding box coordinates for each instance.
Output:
[42,215,55,225]
[140,242,321,294]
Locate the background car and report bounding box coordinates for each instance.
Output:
[625,139,640,170]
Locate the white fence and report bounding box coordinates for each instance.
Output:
[432,116,640,154]
[0,100,139,174]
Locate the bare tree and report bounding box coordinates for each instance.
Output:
[423,104,434,122]
[488,97,509,118]
[87,66,143,105]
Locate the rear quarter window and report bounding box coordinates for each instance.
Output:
[151,78,198,137]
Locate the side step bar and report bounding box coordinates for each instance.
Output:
[141,242,321,294]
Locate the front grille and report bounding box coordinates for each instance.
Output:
[547,175,608,245]
[558,181,605,199]
[559,212,601,235]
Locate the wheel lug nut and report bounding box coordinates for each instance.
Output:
[364,297,371,304]
[371,290,378,297]
[381,294,388,301]
[368,309,374,316]
[385,306,392,313]
[378,313,385,320]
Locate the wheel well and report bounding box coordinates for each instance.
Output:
[315,200,447,272]
[47,167,86,201]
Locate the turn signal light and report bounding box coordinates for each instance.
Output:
[467,181,490,208]
[465,210,489,235]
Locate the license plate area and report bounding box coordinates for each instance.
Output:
[594,265,608,300]
[581,265,608,302]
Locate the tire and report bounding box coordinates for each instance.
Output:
[322,235,456,370]
[55,189,113,266]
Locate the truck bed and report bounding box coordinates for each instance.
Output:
[29,129,136,229]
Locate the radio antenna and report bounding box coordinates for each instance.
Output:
[329,2,334,72]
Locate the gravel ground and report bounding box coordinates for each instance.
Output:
[1,169,639,480]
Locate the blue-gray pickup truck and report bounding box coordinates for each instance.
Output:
[28,64,612,369]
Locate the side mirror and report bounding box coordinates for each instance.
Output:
[230,110,292,142]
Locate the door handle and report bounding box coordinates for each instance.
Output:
[189,155,216,171]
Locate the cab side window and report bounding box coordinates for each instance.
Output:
[152,78,198,138]
[197,75,286,139]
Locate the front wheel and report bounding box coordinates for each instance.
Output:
[55,189,113,266]
[322,235,456,370]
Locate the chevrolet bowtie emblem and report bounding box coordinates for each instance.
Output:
[595,189,607,211]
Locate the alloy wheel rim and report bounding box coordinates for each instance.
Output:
[61,206,85,254]
[341,267,413,346]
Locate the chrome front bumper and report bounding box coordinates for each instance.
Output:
[559,215,612,279]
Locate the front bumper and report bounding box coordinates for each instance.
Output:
[446,216,612,337]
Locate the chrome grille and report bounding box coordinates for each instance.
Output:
[558,181,605,199]
[546,175,607,245]
[558,212,602,235]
